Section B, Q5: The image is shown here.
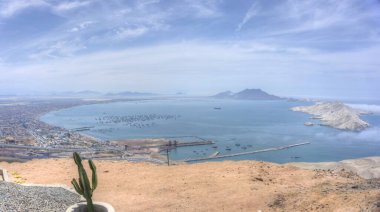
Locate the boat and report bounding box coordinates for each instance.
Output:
[209,151,220,158]
[225,147,231,151]
[213,107,222,110]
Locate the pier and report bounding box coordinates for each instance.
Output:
[183,142,310,162]
[69,126,94,132]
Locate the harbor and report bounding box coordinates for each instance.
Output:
[183,142,311,162]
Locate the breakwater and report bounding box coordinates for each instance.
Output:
[184,142,311,162]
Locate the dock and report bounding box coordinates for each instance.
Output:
[172,140,214,148]
[69,126,94,132]
[183,142,310,162]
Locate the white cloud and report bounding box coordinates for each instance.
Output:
[1,40,379,96]
[114,26,149,40]
[0,0,48,18]
[236,1,259,31]
[28,40,86,60]
[347,104,380,114]
[184,0,222,18]
[264,0,380,36]
[316,128,380,142]
[69,21,95,32]
[53,1,91,12]
[136,0,160,10]
[0,0,93,18]
[0,0,379,98]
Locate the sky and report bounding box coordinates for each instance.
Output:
[0,0,379,99]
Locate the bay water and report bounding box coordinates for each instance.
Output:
[41,98,380,163]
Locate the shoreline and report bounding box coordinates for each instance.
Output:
[1,98,380,164]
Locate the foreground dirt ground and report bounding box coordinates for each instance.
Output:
[1,159,380,212]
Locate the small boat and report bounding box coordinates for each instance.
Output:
[235,143,241,147]
[213,107,222,110]
[209,151,220,158]
[225,147,232,151]
[212,146,218,149]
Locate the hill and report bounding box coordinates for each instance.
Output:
[213,89,281,100]
[1,159,379,211]
[105,91,157,97]
[291,102,370,131]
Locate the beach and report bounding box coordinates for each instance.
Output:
[1,158,380,211]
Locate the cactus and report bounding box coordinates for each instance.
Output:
[71,152,98,212]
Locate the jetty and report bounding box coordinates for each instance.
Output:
[111,136,214,155]
[183,142,310,162]
[69,126,94,132]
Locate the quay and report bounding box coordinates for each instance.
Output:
[69,126,94,132]
[171,140,214,148]
[183,142,311,162]
[123,140,214,151]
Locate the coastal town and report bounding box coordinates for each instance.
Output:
[0,98,106,160]
[0,99,100,146]
[0,97,213,162]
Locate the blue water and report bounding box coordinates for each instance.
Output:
[41,98,380,163]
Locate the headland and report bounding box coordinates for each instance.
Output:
[291,102,370,131]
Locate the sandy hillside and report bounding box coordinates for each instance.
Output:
[1,159,380,212]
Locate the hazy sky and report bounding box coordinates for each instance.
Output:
[0,0,379,99]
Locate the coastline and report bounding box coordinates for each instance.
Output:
[2,97,380,164]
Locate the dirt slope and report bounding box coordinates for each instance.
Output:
[1,159,380,212]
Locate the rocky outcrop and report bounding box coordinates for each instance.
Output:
[289,156,380,179]
[291,102,370,131]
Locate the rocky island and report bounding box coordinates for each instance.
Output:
[291,102,370,131]
[213,89,282,100]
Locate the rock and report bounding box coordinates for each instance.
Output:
[0,182,80,212]
[291,102,370,131]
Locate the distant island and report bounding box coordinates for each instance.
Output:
[291,102,370,131]
[51,90,102,97]
[105,91,156,97]
[48,90,157,97]
[213,89,281,100]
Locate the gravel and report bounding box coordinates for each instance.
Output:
[0,181,81,212]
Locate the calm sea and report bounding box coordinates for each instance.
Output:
[41,98,380,163]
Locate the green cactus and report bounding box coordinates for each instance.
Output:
[71,152,98,212]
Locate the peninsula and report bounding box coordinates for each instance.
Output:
[291,102,370,131]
